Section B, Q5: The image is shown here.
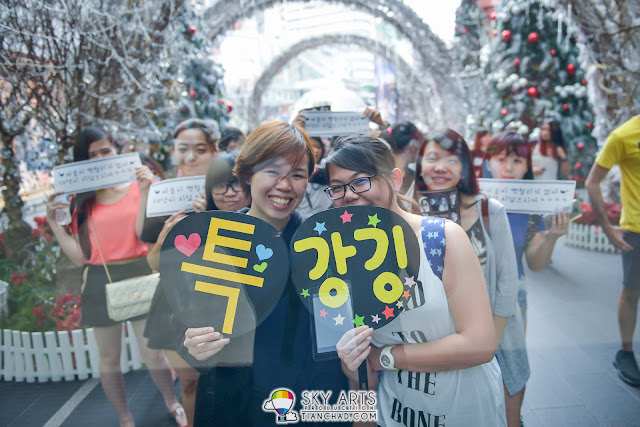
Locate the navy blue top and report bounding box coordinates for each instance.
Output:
[507,213,546,278]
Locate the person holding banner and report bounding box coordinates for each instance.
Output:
[140,119,221,426]
[485,131,570,283]
[414,129,522,426]
[484,131,570,424]
[182,121,349,425]
[144,151,251,426]
[328,135,506,426]
[46,127,183,427]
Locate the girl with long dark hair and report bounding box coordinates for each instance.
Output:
[46,127,182,427]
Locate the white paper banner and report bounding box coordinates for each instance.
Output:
[146,176,206,217]
[478,179,576,214]
[53,153,142,194]
[303,111,370,137]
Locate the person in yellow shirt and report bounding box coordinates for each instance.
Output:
[586,115,640,387]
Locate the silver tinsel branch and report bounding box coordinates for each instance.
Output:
[548,0,640,142]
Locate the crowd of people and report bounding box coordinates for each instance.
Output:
[44,109,640,427]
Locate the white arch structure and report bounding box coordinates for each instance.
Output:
[249,34,435,126]
[206,0,467,128]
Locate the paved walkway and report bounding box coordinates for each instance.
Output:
[1,238,639,426]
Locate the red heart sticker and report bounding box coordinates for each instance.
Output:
[174,233,201,257]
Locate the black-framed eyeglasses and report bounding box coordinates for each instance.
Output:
[324,175,376,200]
[212,180,242,195]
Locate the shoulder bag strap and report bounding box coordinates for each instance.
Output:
[88,217,113,283]
[481,196,490,234]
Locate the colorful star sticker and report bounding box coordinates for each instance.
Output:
[402,289,412,300]
[319,309,328,318]
[404,276,416,287]
[340,210,353,223]
[300,289,310,298]
[353,314,365,327]
[371,314,381,324]
[313,222,327,235]
[367,214,381,228]
[382,305,395,319]
[333,313,345,325]
[396,300,404,309]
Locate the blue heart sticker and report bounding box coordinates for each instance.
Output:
[256,244,273,261]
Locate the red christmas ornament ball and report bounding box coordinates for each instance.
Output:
[188,25,196,36]
[577,142,585,150]
[582,79,588,86]
[492,29,498,36]
[490,11,497,20]
[586,121,593,129]
[189,89,196,99]
[501,108,509,117]
[550,49,557,56]
[461,27,468,35]
[562,103,569,111]
[513,58,521,66]
[454,24,459,30]
[575,162,582,170]
[458,9,463,15]
[566,63,576,76]
[527,87,539,97]
[527,32,539,44]
[501,30,512,42]
[225,102,233,113]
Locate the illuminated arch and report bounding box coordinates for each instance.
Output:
[249,34,435,126]
[206,0,466,127]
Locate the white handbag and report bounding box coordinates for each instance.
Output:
[89,219,159,322]
[104,272,160,322]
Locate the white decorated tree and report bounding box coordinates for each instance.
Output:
[0,0,183,258]
[484,0,597,182]
[147,1,230,168]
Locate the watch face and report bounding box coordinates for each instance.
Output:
[381,355,391,367]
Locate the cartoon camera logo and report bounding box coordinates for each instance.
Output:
[263,389,299,424]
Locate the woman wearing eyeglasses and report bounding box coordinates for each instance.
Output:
[182,121,349,426]
[328,135,506,426]
[144,150,251,426]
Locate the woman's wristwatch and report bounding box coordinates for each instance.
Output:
[380,345,399,371]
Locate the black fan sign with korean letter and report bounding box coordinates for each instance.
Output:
[290,206,420,357]
[160,211,289,339]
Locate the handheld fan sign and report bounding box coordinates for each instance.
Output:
[290,206,420,389]
[160,211,289,366]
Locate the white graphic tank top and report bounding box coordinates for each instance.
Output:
[371,217,506,427]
